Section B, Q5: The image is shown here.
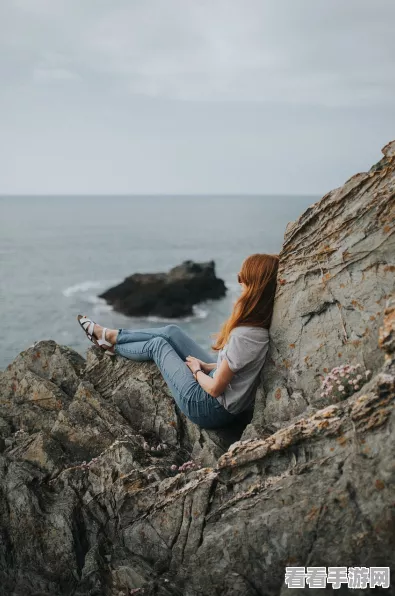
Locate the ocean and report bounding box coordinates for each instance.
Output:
[0,195,317,371]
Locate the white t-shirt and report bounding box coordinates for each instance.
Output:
[213,325,270,414]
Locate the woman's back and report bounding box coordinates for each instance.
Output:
[213,325,270,414]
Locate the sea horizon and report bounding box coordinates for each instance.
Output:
[0,192,321,198]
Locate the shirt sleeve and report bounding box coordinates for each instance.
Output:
[224,332,265,373]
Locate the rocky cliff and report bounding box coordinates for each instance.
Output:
[0,141,394,596]
[244,139,395,439]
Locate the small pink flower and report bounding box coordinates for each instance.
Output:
[338,385,344,391]
[354,385,359,390]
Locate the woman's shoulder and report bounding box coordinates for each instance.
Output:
[231,325,269,338]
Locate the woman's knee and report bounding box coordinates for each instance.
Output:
[164,324,181,337]
[149,335,168,347]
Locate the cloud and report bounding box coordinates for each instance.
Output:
[32,67,81,83]
[1,0,394,106]
[0,0,394,194]
[31,51,81,84]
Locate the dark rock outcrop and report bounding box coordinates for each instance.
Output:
[0,339,250,595]
[98,260,227,318]
[0,141,394,595]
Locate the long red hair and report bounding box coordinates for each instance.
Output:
[211,253,279,351]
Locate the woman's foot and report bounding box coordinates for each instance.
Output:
[77,315,119,354]
[91,322,119,348]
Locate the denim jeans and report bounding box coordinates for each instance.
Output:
[114,324,237,429]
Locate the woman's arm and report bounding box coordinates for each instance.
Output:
[186,358,217,373]
[204,362,217,372]
[195,359,235,398]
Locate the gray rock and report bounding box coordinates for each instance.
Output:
[0,416,11,439]
[0,339,85,436]
[244,139,395,438]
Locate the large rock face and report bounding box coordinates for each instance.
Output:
[98,259,227,318]
[243,140,395,439]
[0,142,394,595]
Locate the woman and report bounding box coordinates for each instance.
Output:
[77,253,279,429]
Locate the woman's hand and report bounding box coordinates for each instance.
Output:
[185,356,207,374]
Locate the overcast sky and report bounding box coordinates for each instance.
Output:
[1,0,394,195]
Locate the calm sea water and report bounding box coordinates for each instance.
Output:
[0,195,317,371]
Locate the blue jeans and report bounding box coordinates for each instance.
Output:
[114,324,237,429]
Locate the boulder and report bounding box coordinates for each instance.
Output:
[98,259,227,318]
[0,340,84,436]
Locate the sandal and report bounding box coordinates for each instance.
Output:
[77,315,116,357]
